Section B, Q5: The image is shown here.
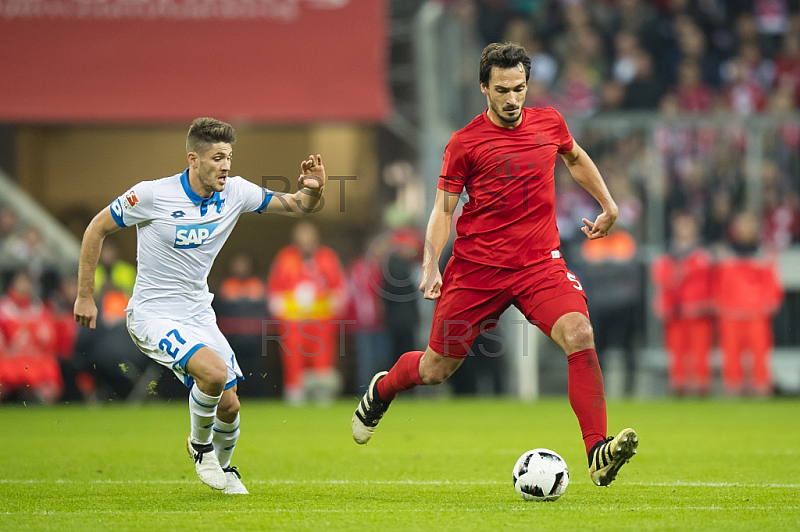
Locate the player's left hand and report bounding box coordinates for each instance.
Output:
[581,211,616,240]
[298,154,326,190]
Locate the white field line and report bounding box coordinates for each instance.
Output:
[2,506,800,516]
[0,479,799,488]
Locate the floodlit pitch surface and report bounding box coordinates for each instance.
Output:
[1,398,798,531]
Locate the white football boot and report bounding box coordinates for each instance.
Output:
[186,437,226,490]
[222,466,249,494]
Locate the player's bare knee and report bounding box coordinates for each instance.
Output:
[192,356,228,394]
[420,370,446,386]
[563,321,594,352]
[218,394,240,419]
[419,358,458,385]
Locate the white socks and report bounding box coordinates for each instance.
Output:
[188,384,221,445]
[213,414,240,469]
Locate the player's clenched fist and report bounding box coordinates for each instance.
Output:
[73,297,98,330]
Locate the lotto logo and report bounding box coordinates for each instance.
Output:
[174,223,220,249]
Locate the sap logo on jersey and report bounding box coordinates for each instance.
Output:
[174,223,220,249]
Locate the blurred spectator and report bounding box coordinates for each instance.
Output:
[772,32,800,106]
[754,0,791,55]
[733,12,762,52]
[526,78,557,109]
[623,49,666,109]
[675,20,722,87]
[0,270,62,403]
[345,235,392,391]
[527,35,559,89]
[673,59,715,112]
[382,227,423,362]
[763,187,800,250]
[651,213,714,396]
[0,204,18,253]
[555,165,596,257]
[581,225,640,396]
[214,252,268,397]
[73,283,154,401]
[267,222,346,405]
[730,40,776,92]
[612,30,641,85]
[723,52,769,114]
[504,18,558,88]
[714,211,784,396]
[1,225,52,288]
[598,79,626,113]
[475,0,513,44]
[94,238,136,296]
[44,275,91,402]
[556,59,599,117]
[74,238,151,401]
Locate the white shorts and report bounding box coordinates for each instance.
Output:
[126,310,243,390]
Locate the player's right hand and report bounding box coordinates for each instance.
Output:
[74,297,98,329]
[419,267,443,300]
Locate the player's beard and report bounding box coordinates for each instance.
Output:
[493,102,521,124]
[199,167,226,194]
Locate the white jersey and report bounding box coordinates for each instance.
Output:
[109,169,273,320]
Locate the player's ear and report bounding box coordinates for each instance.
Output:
[480,83,488,96]
[187,151,198,169]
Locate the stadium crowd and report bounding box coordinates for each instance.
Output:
[448,0,800,116]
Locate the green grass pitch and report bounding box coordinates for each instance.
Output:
[1,397,799,531]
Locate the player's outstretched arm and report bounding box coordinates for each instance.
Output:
[265,154,326,217]
[74,208,122,329]
[419,187,460,300]
[560,141,618,240]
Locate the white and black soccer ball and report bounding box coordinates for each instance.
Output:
[512,448,569,501]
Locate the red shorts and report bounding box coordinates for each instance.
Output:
[428,256,588,358]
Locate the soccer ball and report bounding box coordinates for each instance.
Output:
[512,448,569,501]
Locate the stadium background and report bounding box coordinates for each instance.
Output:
[2,0,800,402]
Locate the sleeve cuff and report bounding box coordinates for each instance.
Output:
[256,189,273,213]
[109,200,127,228]
[438,181,464,194]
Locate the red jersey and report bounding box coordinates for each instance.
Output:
[438,107,574,269]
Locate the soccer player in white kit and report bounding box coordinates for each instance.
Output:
[73,118,326,493]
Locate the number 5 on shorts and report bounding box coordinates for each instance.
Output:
[567,272,583,291]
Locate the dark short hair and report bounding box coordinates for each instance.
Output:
[186,117,237,154]
[479,42,531,86]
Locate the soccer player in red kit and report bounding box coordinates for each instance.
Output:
[351,42,638,487]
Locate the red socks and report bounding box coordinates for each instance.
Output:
[567,349,607,455]
[376,351,425,402]
[375,348,605,457]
